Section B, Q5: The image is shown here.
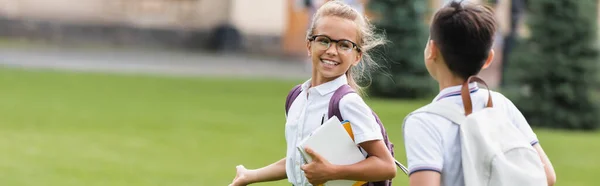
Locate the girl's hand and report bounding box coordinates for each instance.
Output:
[300,147,336,185]
[229,165,256,186]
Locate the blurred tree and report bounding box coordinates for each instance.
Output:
[365,0,437,99]
[504,0,600,130]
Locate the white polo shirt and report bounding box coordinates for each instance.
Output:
[285,75,383,186]
[403,83,539,186]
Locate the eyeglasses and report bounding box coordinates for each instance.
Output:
[308,35,361,53]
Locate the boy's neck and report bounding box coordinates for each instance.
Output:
[437,75,465,91]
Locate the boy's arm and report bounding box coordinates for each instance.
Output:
[409,171,441,186]
[403,115,444,186]
[534,144,557,186]
[504,96,556,185]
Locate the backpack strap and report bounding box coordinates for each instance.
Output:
[328,84,355,120]
[285,84,303,116]
[412,76,492,125]
[426,101,467,125]
[407,101,467,126]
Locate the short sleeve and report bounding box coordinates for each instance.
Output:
[501,95,539,145]
[339,93,383,144]
[403,114,444,175]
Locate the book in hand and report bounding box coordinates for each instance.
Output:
[296,116,367,186]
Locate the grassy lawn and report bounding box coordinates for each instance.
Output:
[0,67,597,186]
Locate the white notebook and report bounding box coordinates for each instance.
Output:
[296,116,367,186]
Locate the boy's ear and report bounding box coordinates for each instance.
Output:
[426,40,438,61]
[482,49,495,69]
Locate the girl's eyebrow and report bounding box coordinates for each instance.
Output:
[313,34,357,43]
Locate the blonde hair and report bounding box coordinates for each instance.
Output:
[306,0,386,95]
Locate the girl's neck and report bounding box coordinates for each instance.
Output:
[310,77,334,88]
[310,70,337,88]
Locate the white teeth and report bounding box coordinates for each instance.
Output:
[322,60,339,66]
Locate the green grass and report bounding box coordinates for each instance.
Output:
[0,67,597,186]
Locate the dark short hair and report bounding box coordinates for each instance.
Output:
[430,1,498,80]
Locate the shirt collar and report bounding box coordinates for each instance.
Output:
[432,82,479,102]
[301,75,348,96]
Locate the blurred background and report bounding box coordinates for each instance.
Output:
[0,0,597,185]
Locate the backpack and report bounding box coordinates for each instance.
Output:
[403,76,547,186]
[285,83,404,186]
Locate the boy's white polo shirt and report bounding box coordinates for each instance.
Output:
[284,75,383,186]
[403,83,540,186]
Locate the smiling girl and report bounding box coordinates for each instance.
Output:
[229,1,396,185]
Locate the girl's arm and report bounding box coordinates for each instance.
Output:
[230,158,287,186]
[330,139,397,181]
[299,93,396,185]
[300,140,396,185]
[251,158,287,182]
[330,93,396,181]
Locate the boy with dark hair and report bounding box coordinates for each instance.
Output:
[402,1,557,186]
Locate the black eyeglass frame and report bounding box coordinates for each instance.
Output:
[307,35,362,53]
